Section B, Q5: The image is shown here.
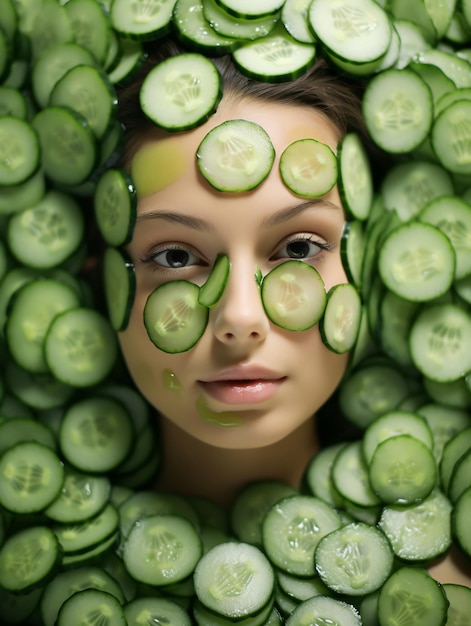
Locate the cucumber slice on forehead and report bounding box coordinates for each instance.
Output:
[139,52,222,131]
[197,119,275,192]
[279,138,338,198]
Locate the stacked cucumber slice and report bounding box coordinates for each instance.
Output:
[0,0,470,624]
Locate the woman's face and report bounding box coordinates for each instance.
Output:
[119,96,349,449]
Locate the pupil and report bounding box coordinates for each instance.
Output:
[167,250,189,267]
[288,241,310,258]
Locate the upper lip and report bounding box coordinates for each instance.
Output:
[199,365,285,383]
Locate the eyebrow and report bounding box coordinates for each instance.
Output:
[136,199,340,231]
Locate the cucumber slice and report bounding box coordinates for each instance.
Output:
[123,514,202,585]
[59,396,134,473]
[173,0,238,54]
[286,596,361,626]
[378,567,448,626]
[320,283,362,354]
[203,0,279,40]
[103,246,136,332]
[144,280,209,353]
[40,566,125,626]
[378,221,455,302]
[309,0,392,64]
[453,486,471,558]
[232,29,316,82]
[56,589,126,626]
[279,138,337,198]
[49,64,117,140]
[194,541,274,618]
[261,260,326,331]
[94,168,136,247]
[431,99,471,175]
[340,220,365,289]
[197,119,275,192]
[368,434,437,504]
[0,116,40,186]
[140,52,222,131]
[0,441,64,514]
[0,86,27,119]
[419,195,471,280]
[45,468,111,524]
[44,307,118,387]
[230,480,297,547]
[410,303,471,382]
[215,0,284,19]
[53,503,119,555]
[124,597,192,626]
[378,489,452,561]
[32,105,97,187]
[5,277,81,374]
[31,42,96,110]
[262,494,342,577]
[315,522,394,596]
[64,0,111,65]
[281,0,316,44]
[0,525,62,593]
[110,0,176,40]
[338,132,373,221]
[362,67,433,153]
[362,410,433,466]
[198,253,230,308]
[332,440,381,508]
[7,189,84,269]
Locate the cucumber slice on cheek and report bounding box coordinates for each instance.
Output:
[143,259,330,354]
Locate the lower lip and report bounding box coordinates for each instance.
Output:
[199,379,285,405]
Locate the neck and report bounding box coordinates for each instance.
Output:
[154,416,320,509]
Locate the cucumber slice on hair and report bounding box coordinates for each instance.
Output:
[261,260,326,331]
[140,52,222,131]
[144,280,209,353]
[110,0,176,40]
[233,29,316,82]
[309,0,392,64]
[197,119,275,192]
[203,0,279,40]
[279,138,338,198]
[173,0,238,54]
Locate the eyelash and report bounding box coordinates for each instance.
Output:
[140,234,334,273]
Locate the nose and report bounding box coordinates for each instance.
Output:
[211,261,270,346]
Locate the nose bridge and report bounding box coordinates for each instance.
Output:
[211,255,269,344]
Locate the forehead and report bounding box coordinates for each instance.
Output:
[130,96,342,200]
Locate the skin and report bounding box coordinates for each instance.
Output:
[118,95,470,586]
[120,96,348,502]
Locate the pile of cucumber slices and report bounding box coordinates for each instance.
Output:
[0,0,470,624]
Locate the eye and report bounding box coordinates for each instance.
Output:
[272,234,331,261]
[144,245,202,269]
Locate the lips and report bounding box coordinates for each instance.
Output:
[198,366,286,405]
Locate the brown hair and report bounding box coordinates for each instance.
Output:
[118,37,375,165]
